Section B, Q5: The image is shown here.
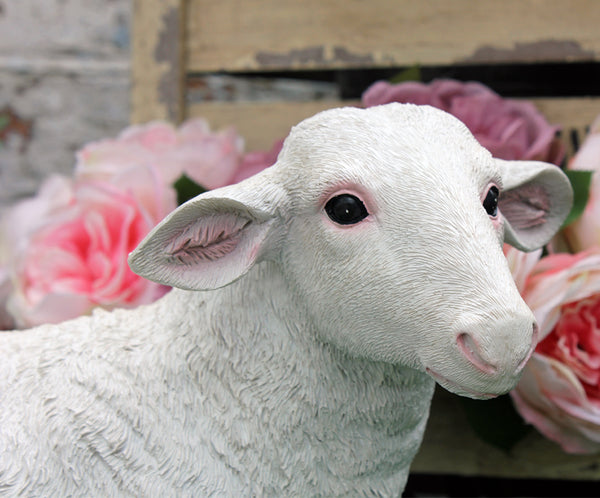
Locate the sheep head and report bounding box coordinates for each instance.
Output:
[129,103,572,399]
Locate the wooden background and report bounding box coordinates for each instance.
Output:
[131,0,600,487]
[132,0,600,152]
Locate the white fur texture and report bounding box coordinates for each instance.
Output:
[0,104,572,496]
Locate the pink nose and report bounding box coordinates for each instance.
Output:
[456,323,538,375]
[456,333,497,375]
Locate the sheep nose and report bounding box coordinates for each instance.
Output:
[456,333,498,375]
[516,323,538,372]
[456,322,538,375]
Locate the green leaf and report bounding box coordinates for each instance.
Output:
[0,113,9,131]
[173,174,207,206]
[561,170,594,228]
[459,394,531,453]
[389,65,421,84]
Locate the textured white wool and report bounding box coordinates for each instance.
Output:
[1,280,432,496]
[0,103,572,496]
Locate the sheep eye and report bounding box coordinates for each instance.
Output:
[483,186,499,217]
[325,194,369,225]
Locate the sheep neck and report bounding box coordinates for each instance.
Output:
[161,261,436,495]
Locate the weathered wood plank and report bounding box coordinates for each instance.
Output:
[534,97,600,129]
[411,388,600,480]
[187,98,600,153]
[131,0,186,124]
[187,100,360,151]
[186,0,600,72]
[534,97,600,158]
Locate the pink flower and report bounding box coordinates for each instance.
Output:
[564,115,600,252]
[76,119,245,190]
[510,251,600,453]
[0,176,75,328]
[232,139,284,184]
[362,79,565,164]
[0,118,252,327]
[3,177,170,328]
[503,244,542,293]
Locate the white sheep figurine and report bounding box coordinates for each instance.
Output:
[0,103,572,496]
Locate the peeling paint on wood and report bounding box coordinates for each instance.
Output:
[0,107,33,152]
[464,40,598,64]
[131,0,184,124]
[256,46,325,68]
[255,45,374,69]
[155,6,183,121]
[332,47,375,65]
[186,0,600,72]
[186,74,338,103]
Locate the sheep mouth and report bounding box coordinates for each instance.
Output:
[425,367,499,400]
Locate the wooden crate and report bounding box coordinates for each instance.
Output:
[132,0,600,150]
[131,0,600,482]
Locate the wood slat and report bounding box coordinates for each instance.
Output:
[186,0,600,72]
[131,0,186,124]
[534,97,600,129]
[187,98,600,152]
[534,97,599,158]
[411,388,600,480]
[187,100,359,151]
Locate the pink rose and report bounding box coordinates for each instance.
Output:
[0,117,268,327]
[4,177,170,328]
[76,119,245,190]
[510,251,600,453]
[564,115,600,252]
[503,244,542,293]
[362,79,565,165]
[0,176,75,328]
[232,139,284,184]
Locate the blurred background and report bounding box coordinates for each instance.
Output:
[0,0,131,206]
[3,0,598,210]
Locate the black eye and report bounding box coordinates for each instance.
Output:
[325,194,369,225]
[483,185,499,217]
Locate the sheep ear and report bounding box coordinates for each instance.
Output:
[128,182,284,290]
[497,158,573,252]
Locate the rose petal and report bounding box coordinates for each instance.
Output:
[512,354,600,453]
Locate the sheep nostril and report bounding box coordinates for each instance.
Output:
[456,333,498,375]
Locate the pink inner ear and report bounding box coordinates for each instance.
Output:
[499,184,550,229]
[166,214,251,265]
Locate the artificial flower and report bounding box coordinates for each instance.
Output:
[76,119,245,190]
[511,251,600,453]
[564,115,600,252]
[0,118,251,328]
[233,139,284,184]
[3,175,170,328]
[503,244,542,293]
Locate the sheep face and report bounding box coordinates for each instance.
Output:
[129,103,572,400]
